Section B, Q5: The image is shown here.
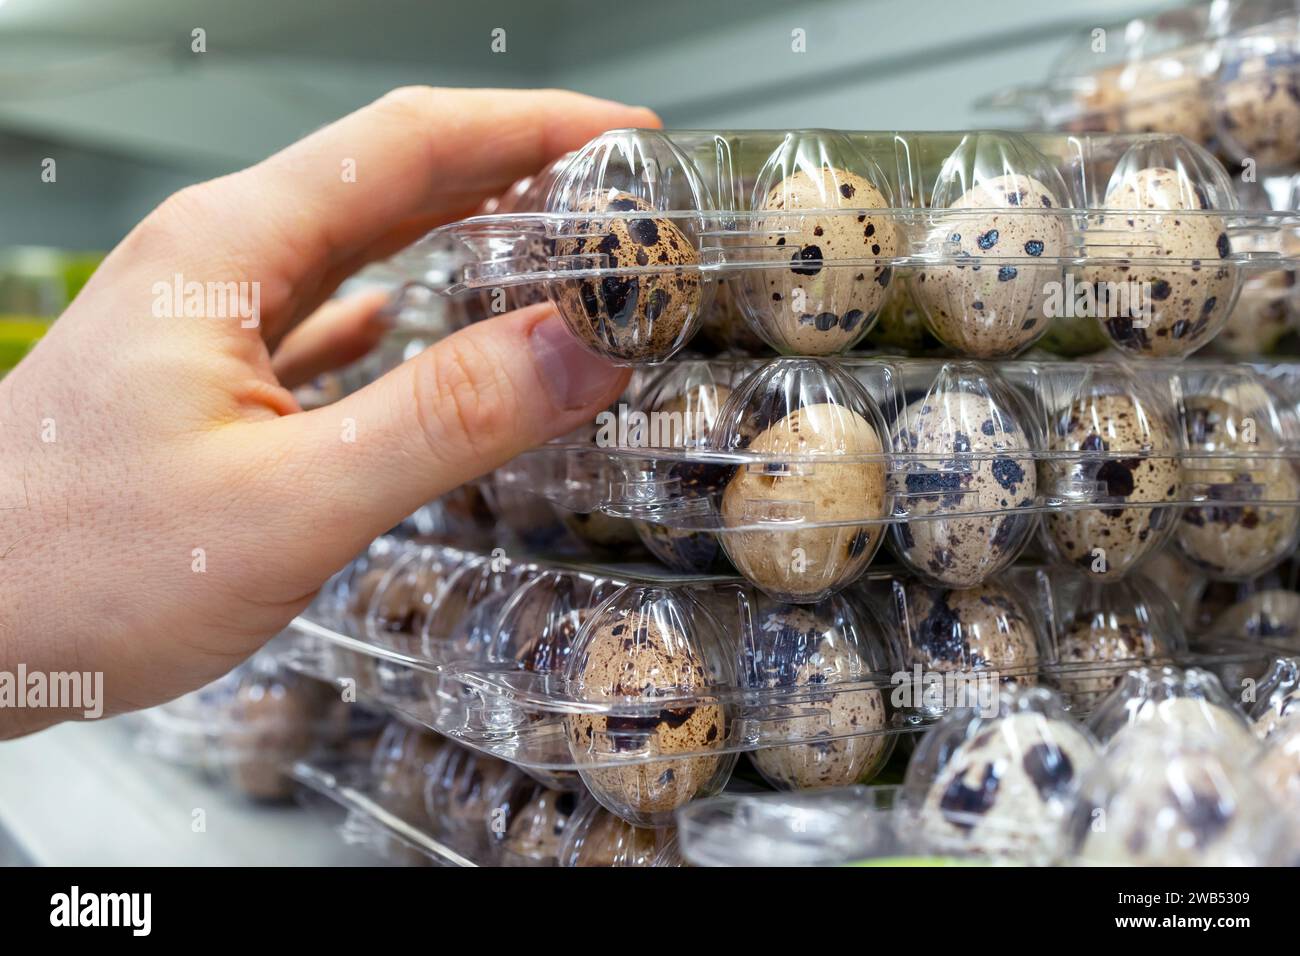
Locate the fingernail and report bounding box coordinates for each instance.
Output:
[529,313,624,411]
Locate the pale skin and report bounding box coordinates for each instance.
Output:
[0,87,654,738]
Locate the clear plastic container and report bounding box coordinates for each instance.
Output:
[1044,574,1185,711]
[1066,723,1290,866]
[1248,655,1300,737]
[736,589,895,790]
[411,129,1296,365]
[712,358,892,601]
[555,798,673,867]
[1087,664,1257,751]
[902,685,1100,864]
[1211,0,1300,172]
[563,585,739,826]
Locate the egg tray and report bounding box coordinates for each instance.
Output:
[981,0,1300,174]
[409,127,1300,364]
[503,355,1300,527]
[291,756,482,867]
[280,541,1275,773]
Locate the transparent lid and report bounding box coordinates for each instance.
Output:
[736,590,895,791]
[555,798,672,867]
[888,363,1040,587]
[1087,665,1257,751]
[1068,727,1291,866]
[1249,655,1300,739]
[563,585,737,826]
[903,685,1100,863]
[499,784,582,866]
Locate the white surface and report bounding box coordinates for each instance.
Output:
[0,718,374,866]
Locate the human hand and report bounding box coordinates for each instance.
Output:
[0,87,657,737]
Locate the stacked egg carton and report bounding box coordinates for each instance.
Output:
[983,0,1300,358]
[282,119,1300,865]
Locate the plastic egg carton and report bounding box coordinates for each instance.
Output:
[983,0,1300,175]
[679,671,1300,866]
[290,717,596,866]
[500,356,1300,599]
[277,534,1275,826]
[404,127,1300,365]
[131,648,384,802]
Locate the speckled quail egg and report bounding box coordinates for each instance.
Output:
[1075,735,1284,866]
[741,602,891,790]
[919,711,1098,860]
[500,787,581,867]
[1083,167,1237,357]
[550,191,702,363]
[747,167,898,354]
[1042,393,1183,579]
[371,720,447,822]
[221,674,326,802]
[558,802,669,867]
[1054,612,1173,710]
[565,609,733,826]
[1213,589,1300,644]
[913,174,1065,358]
[890,390,1037,587]
[900,582,1041,684]
[632,384,733,573]
[1105,692,1258,753]
[1177,395,1300,580]
[1214,51,1300,171]
[721,402,889,602]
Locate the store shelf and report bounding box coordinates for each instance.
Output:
[0,718,375,866]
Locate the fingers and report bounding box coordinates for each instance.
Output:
[271,289,393,389]
[245,303,629,580]
[118,88,660,344]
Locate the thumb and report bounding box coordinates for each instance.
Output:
[248,303,627,578]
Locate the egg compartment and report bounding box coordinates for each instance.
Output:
[1086,664,1258,752]
[413,128,1300,364]
[978,3,1219,141]
[556,796,676,867]
[134,649,384,803]
[900,684,1101,864]
[1065,718,1296,866]
[1210,0,1300,173]
[519,358,1300,550]
[281,549,1271,790]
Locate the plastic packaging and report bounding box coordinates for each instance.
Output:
[902,685,1100,864]
[1066,723,1290,866]
[412,129,1299,365]
[1087,664,1256,750]
[555,798,674,867]
[494,356,1300,599]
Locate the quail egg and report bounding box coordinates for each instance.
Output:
[913,174,1065,357]
[890,388,1037,587]
[899,582,1041,685]
[747,167,898,354]
[550,191,702,363]
[1042,392,1182,579]
[721,402,889,602]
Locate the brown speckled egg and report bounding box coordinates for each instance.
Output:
[1084,167,1237,356]
[721,402,889,602]
[748,167,898,354]
[550,191,702,363]
[1214,53,1300,171]
[890,391,1036,587]
[1055,613,1172,710]
[565,613,729,826]
[1042,393,1183,578]
[742,604,891,790]
[901,583,1040,684]
[1177,395,1300,580]
[913,174,1065,357]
